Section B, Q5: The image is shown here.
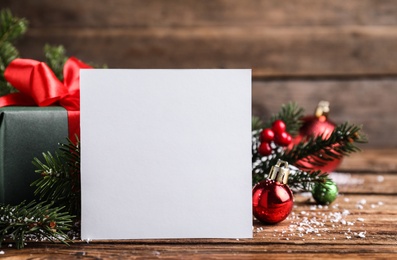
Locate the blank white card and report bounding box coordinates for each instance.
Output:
[80,69,252,240]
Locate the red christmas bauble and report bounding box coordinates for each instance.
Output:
[293,101,341,172]
[252,179,294,224]
[300,115,335,140]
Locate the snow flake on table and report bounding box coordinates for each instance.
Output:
[254,195,384,241]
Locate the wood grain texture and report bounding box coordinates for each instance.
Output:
[10,26,397,78]
[2,244,396,259]
[339,149,397,172]
[1,193,396,258]
[3,0,397,28]
[1,0,397,77]
[1,149,397,259]
[0,1,396,146]
[335,172,397,194]
[252,79,397,148]
[0,2,396,258]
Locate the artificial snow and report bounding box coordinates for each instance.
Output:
[253,195,381,241]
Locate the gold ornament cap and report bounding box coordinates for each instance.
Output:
[268,159,290,184]
[315,100,330,119]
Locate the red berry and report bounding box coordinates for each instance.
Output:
[260,128,275,142]
[275,132,292,147]
[272,120,287,134]
[258,142,272,156]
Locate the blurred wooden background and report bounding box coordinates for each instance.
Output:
[1,0,396,147]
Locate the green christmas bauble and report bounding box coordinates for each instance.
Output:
[311,180,338,205]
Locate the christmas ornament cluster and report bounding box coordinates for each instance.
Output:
[258,120,292,156]
[252,101,367,225]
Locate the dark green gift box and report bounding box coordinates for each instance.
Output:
[0,107,69,205]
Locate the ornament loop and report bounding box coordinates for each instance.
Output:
[268,159,290,184]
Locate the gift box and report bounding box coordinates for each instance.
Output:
[0,106,69,205]
[0,57,90,205]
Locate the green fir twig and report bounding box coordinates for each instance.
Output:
[0,9,28,96]
[288,170,331,193]
[44,44,68,81]
[283,122,367,170]
[252,102,305,185]
[31,137,81,217]
[252,116,265,131]
[0,201,74,249]
[252,102,367,190]
[266,102,304,136]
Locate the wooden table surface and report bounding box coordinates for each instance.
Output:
[1,149,396,259]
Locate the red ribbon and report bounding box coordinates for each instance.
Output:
[0,57,92,143]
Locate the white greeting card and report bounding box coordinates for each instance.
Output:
[80,69,252,240]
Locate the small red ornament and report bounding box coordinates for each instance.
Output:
[258,142,272,156]
[272,119,287,135]
[293,101,341,172]
[253,160,294,224]
[260,128,275,143]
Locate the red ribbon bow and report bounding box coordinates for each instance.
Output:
[0,57,92,143]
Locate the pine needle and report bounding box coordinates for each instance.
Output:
[31,138,81,217]
[252,102,367,190]
[0,9,28,96]
[268,102,304,136]
[283,122,367,170]
[0,201,74,249]
[44,44,68,81]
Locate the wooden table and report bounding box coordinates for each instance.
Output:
[1,149,396,259]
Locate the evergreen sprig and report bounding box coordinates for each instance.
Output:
[31,138,81,217]
[252,102,305,185]
[44,44,68,81]
[283,122,367,170]
[0,9,28,96]
[0,9,27,43]
[0,201,74,249]
[288,170,331,193]
[267,102,304,136]
[252,116,264,131]
[252,102,367,190]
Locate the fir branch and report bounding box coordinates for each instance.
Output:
[252,102,367,192]
[31,138,80,217]
[59,137,81,212]
[267,102,304,136]
[253,156,330,191]
[0,9,28,44]
[252,146,284,185]
[0,9,28,96]
[31,152,71,202]
[252,116,264,131]
[0,41,18,95]
[252,102,304,185]
[288,170,330,193]
[0,201,74,249]
[44,44,68,81]
[282,122,367,170]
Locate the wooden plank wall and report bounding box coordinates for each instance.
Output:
[1,0,396,147]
